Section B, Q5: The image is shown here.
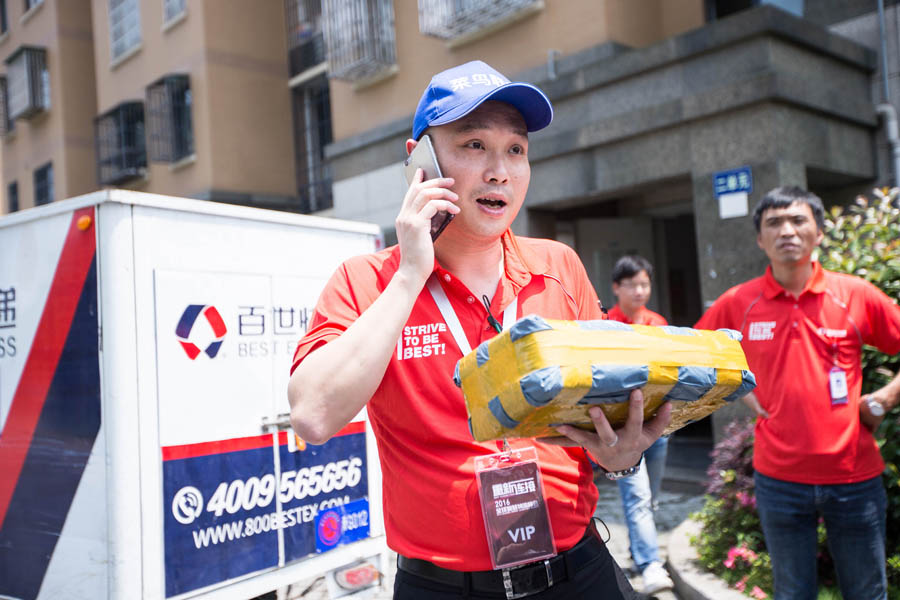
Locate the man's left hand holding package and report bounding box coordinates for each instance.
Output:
[456,315,756,442]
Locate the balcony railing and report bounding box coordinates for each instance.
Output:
[285,0,326,77]
[95,101,147,185]
[5,46,48,121]
[322,0,396,82]
[418,0,542,41]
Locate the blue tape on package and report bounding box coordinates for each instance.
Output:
[718,328,743,341]
[723,369,758,402]
[488,396,519,428]
[663,366,717,402]
[519,366,564,406]
[509,315,554,342]
[659,326,697,337]
[476,341,490,367]
[577,320,633,332]
[579,364,649,404]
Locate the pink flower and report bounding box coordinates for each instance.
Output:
[750,585,768,599]
[735,575,748,592]
[724,544,758,569]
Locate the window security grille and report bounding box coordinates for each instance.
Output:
[284,0,326,77]
[34,162,53,206]
[5,46,48,121]
[146,74,193,163]
[163,0,185,23]
[109,0,141,60]
[95,101,146,185]
[7,181,17,213]
[24,0,42,12]
[418,0,541,40]
[322,0,396,82]
[291,74,333,213]
[0,76,12,136]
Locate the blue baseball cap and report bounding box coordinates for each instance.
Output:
[412,60,553,140]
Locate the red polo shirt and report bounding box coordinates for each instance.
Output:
[607,304,668,326]
[292,231,603,570]
[696,262,900,484]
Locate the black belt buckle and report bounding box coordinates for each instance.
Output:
[501,559,553,599]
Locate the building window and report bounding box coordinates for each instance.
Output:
[706,0,803,20]
[34,162,52,205]
[95,101,146,185]
[163,0,185,23]
[0,76,13,136]
[109,0,141,61]
[291,74,332,213]
[417,0,542,41]
[5,46,49,121]
[284,0,326,77]
[24,0,42,12]
[1,1,8,34]
[322,0,396,82]
[146,74,193,162]
[7,181,17,213]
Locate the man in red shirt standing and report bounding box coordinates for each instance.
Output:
[696,186,900,600]
[288,61,670,599]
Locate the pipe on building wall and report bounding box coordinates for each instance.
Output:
[877,103,900,188]
[877,0,899,186]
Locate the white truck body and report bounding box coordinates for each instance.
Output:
[0,190,386,600]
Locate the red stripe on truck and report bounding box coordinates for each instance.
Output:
[0,207,97,530]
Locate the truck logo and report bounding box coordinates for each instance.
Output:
[175,304,228,359]
[317,509,342,547]
[173,486,204,524]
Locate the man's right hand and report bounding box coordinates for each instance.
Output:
[395,168,458,284]
[742,391,769,418]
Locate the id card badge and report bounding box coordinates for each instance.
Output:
[829,366,849,405]
[474,447,557,570]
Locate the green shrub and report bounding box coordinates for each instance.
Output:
[820,188,900,592]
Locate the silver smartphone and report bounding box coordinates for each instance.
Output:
[403,134,455,241]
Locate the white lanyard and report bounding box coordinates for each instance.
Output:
[426,275,517,355]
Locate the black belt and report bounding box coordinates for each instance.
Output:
[397,527,604,599]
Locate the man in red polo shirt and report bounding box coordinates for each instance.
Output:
[696,186,900,600]
[288,60,670,599]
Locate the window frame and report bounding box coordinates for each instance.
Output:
[0,75,13,136]
[162,0,186,27]
[108,0,141,62]
[94,100,147,185]
[33,161,52,206]
[4,46,48,121]
[145,73,193,163]
[6,180,17,213]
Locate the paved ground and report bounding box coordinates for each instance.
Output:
[279,469,708,600]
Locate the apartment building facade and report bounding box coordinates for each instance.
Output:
[308,0,889,438]
[0,0,302,213]
[0,0,896,437]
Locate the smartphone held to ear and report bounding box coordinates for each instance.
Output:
[404,134,455,241]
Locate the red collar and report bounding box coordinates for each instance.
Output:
[430,230,548,307]
[762,261,826,299]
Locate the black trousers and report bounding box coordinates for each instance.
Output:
[393,535,638,599]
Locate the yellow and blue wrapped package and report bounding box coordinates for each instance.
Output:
[453,315,756,442]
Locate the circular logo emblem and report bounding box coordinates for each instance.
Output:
[172,486,204,525]
[317,510,342,547]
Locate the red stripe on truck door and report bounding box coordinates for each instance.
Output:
[0,207,97,529]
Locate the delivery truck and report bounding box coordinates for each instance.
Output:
[0,190,387,600]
